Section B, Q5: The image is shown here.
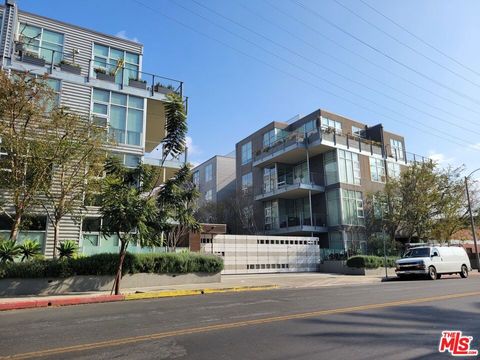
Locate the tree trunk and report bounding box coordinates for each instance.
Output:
[9,214,22,242]
[52,222,60,259]
[113,240,127,295]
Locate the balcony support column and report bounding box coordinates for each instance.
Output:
[306,148,313,229]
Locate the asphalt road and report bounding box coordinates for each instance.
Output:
[1,276,479,360]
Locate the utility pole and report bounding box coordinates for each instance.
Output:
[465,175,480,272]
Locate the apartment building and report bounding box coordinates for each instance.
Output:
[192,153,236,204]
[0,1,185,256]
[235,109,424,253]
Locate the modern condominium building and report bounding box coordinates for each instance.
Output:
[0,0,185,256]
[235,109,424,253]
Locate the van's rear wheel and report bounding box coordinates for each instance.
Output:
[460,265,468,278]
[428,266,437,280]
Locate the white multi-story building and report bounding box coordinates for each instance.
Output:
[0,0,186,256]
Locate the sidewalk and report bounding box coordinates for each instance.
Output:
[0,272,387,312]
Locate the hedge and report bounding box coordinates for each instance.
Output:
[0,252,224,279]
[346,255,397,269]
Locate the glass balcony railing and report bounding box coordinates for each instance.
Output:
[13,41,185,99]
[265,213,326,232]
[259,172,323,197]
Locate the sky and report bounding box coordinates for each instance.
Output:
[17,0,480,174]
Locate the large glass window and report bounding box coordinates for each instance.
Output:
[92,88,144,146]
[19,23,64,64]
[241,142,252,165]
[321,116,342,133]
[342,190,364,226]
[390,139,404,160]
[205,164,213,182]
[263,166,277,193]
[241,172,253,191]
[324,151,338,186]
[387,162,401,179]
[93,43,140,84]
[263,128,285,147]
[326,189,341,226]
[264,200,279,230]
[193,171,200,186]
[205,189,213,201]
[338,150,360,185]
[370,158,386,183]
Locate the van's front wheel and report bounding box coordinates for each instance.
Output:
[428,266,437,280]
[460,265,468,278]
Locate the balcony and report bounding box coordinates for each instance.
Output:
[253,127,385,167]
[255,172,324,201]
[12,41,186,102]
[143,155,186,170]
[264,213,328,236]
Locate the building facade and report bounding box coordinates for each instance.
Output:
[235,109,424,254]
[192,153,236,205]
[0,1,185,256]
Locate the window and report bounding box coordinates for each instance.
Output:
[321,116,342,133]
[92,88,144,146]
[264,200,278,230]
[263,128,285,147]
[387,162,401,178]
[205,164,213,182]
[302,120,316,134]
[263,166,276,193]
[241,172,253,191]
[46,78,61,106]
[352,126,363,137]
[342,190,364,226]
[241,142,252,165]
[19,23,64,64]
[205,189,213,201]
[324,151,338,185]
[193,171,200,186]
[338,150,360,185]
[93,43,140,84]
[326,189,341,226]
[390,139,404,160]
[111,152,141,168]
[370,158,386,183]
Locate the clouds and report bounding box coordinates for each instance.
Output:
[115,30,139,43]
[469,143,480,151]
[428,150,455,166]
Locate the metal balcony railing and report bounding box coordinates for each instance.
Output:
[13,41,185,99]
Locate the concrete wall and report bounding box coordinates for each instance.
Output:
[318,260,396,276]
[0,272,221,296]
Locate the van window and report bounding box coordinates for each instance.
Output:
[403,248,430,258]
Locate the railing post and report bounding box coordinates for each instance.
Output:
[151,74,155,97]
[50,50,54,73]
[370,142,373,155]
[87,59,91,82]
[180,81,183,98]
[333,131,336,145]
[121,67,125,90]
[346,135,349,149]
[358,137,361,152]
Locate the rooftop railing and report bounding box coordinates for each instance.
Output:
[13,41,184,98]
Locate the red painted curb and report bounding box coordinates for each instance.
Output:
[0,294,125,311]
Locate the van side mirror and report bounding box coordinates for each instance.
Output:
[431,252,439,257]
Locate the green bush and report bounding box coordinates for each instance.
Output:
[0,252,223,279]
[347,255,397,269]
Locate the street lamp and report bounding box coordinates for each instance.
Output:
[465,168,480,272]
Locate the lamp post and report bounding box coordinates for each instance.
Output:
[465,168,480,272]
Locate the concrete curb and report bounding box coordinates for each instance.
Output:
[0,294,124,311]
[0,285,278,311]
[124,285,279,300]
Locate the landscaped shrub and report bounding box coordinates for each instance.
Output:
[0,252,223,279]
[346,255,397,269]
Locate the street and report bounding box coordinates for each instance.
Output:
[1,276,479,359]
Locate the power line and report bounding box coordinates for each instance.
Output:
[187,0,480,135]
[239,2,480,130]
[170,0,480,140]
[262,0,480,118]
[130,0,474,151]
[292,0,480,107]
[332,0,480,89]
[358,0,480,78]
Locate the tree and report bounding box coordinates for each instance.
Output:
[0,240,21,263]
[37,107,106,258]
[0,72,57,241]
[19,239,42,261]
[100,158,161,295]
[156,165,201,251]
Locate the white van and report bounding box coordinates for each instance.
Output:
[395,246,471,280]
